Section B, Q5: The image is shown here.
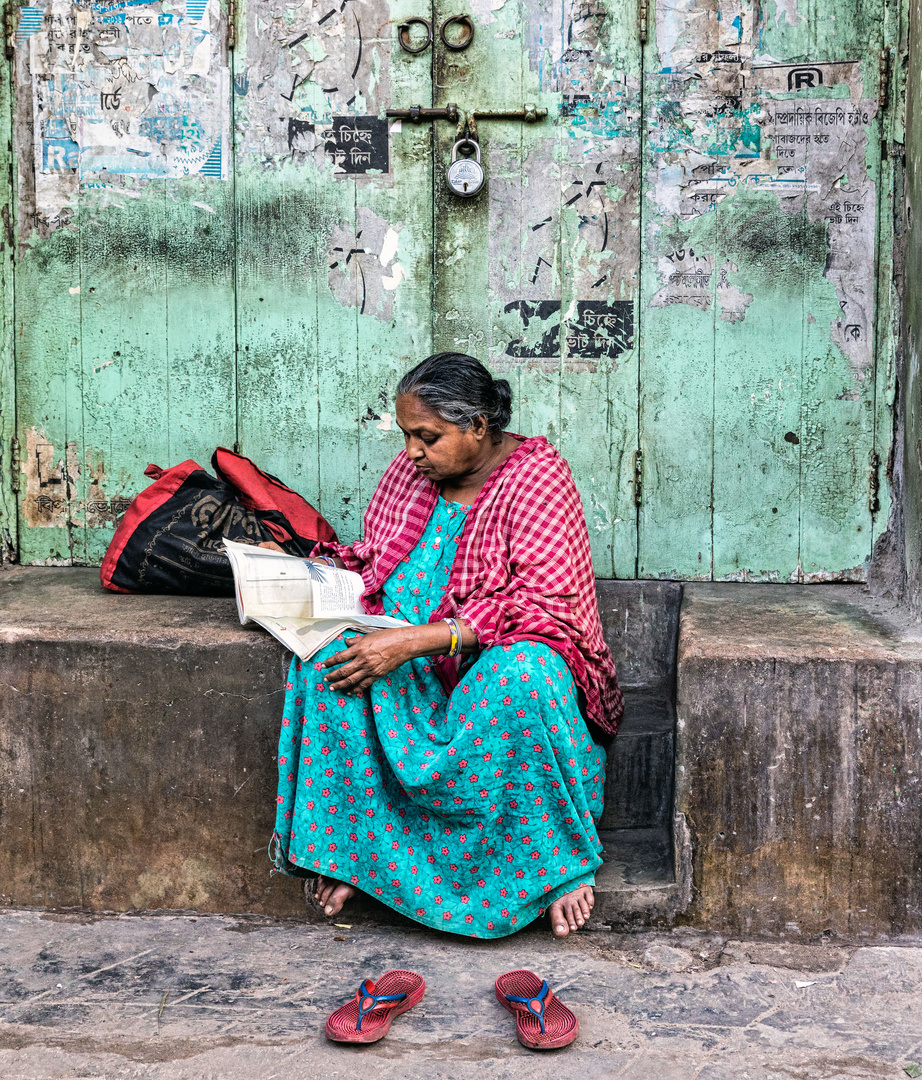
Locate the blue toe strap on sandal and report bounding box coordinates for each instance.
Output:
[355,980,407,1031]
[503,979,550,1034]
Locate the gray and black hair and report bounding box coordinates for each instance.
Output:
[396,353,513,440]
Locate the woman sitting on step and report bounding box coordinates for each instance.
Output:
[270,353,623,938]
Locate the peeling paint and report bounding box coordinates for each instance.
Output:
[8,0,896,585]
[22,428,131,530]
[18,0,230,234]
[328,210,405,321]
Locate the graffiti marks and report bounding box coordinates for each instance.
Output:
[503,300,634,367]
[650,251,753,323]
[238,0,392,161]
[327,209,406,321]
[21,429,129,528]
[286,116,390,174]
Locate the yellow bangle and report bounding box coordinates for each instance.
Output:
[444,617,461,658]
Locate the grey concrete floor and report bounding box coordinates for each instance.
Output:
[0,909,920,1080]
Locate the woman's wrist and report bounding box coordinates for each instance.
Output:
[312,554,345,569]
[396,618,477,660]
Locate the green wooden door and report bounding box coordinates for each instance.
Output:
[426,0,643,579]
[233,0,434,546]
[13,0,237,565]
[231,0,642,574]
[6,0,900,581]
[638,0,896,581]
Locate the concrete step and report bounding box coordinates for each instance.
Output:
[7,569,919,938]
[676,583,922,939]
[601,693,675,832]
[0,567,684,922]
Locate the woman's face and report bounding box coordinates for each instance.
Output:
[395,393,490,483]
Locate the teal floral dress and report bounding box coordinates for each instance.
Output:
[272,497,606,938]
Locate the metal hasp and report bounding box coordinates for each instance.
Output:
[465,104,547,137]
[385,104,460,123]
[385,103,548,136]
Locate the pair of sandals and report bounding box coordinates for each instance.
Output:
[326,968,579,1050]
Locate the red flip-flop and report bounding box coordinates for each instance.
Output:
[325,969,425,1044]
[495,969,579,1050]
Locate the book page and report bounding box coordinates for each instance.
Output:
[309,562,365,616]
[223,539,315,621]
[251,615,407,661]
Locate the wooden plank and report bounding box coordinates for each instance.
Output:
[709,192,804,581]
[639,0,887,581]
[775,5,885,580]
[432,0,641,579]
[14,0,235,564]
[235,0,432,539]
[0,52,16,562]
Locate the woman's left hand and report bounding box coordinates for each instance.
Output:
[321,628,418,695]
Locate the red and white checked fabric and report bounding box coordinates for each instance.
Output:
[315,435,624,735]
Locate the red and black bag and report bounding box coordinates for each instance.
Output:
[100,448,337,596]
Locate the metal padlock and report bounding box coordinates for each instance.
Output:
[446,138,485,198]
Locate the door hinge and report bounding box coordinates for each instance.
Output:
[3,2,15,61]
[868,450,881,514]
[632,449,643,508]
[228,0,236,49]
[639,0,648,44]
[879,48,890,112]
[10,436,20,494]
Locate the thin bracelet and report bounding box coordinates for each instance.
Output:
[444,617,462,658]
[314,555,337,567]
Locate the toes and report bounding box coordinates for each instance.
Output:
[325,884,354,917]
[549,903,569,937]
[562,901,578,931]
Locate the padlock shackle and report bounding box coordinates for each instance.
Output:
[451,137,481,161]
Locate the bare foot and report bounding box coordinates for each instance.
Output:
[548,885,594,937]
[313,876,356,917]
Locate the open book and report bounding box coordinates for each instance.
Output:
[223,538,406,660]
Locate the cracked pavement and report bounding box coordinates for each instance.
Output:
[0,909,920,1079]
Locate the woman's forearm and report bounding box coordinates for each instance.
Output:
[401,618,478,660]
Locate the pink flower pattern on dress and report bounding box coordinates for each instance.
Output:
[272,497,605,938]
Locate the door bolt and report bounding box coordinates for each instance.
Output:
[10,436,20,494]
[868,450,881,514]
[633,449,643,508]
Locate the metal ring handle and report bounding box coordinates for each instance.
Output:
[397,18,433,54]
[440,14,474,51]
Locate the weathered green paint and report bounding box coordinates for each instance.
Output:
[897,0,922,615]
[0,53,16,562]
[430,0,641,578]
[12,3,235,565]
[2,0,905,581]
[639,0,894,581]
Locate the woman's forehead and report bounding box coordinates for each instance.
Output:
[395,393,451,429]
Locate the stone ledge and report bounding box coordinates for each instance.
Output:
[676,583,922,940]
[0,567,679,919]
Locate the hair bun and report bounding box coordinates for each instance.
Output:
[492,378,512,429]
[396,352,515,437]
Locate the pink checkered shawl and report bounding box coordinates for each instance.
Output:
[315,435,623,736]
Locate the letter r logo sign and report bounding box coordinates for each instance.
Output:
[788,67,824,90]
